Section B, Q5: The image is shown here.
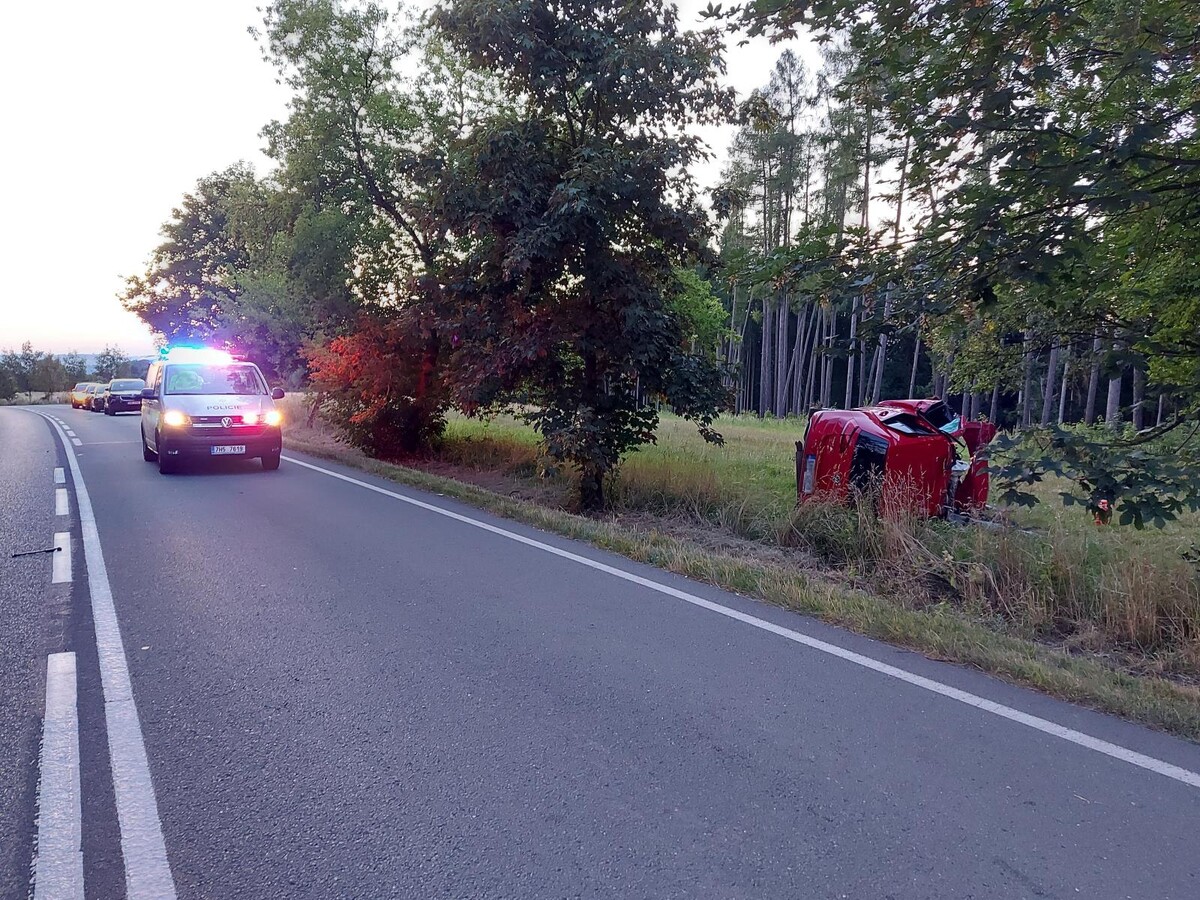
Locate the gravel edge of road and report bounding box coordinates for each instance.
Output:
[282,436,1200,744]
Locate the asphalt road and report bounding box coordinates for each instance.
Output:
[3,403,1200,899]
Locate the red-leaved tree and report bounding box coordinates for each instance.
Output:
[305,313,447,457]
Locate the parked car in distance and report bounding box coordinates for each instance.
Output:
[101,378,147,415]
[84,384,106,411]
[70,382,99,409]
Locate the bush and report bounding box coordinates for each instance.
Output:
[305,314,448,457]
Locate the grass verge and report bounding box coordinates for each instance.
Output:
[283,426,1200,743]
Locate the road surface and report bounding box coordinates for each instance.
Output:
[2,404,1199,899]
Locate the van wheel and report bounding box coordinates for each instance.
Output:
[157,435,177,474]
[142,432,156,462]
[261,451,281,471]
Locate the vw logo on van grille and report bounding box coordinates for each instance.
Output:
[221,417,233,428]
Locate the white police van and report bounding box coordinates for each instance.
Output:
[140,348,285,474]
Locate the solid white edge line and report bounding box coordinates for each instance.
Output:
[52,533,71,584]
[38,414,177,898]
[54,468,65,485]
[34,652,84,900]
[283,453,1200,791]
[56,488,69,517]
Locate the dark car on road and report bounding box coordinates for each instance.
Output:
[100,378,147,415]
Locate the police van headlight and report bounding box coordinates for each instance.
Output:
[243,410,282,427]
[162,409,190,427]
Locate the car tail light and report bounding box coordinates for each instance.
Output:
[802,455,816,495]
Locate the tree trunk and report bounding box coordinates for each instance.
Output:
[1132,365,1146,431]
[775,298,789,417]
[821,310,836,407]
[1105,358,1123,430]
[857,305,869,407]
[1020,330,1034,428]
[1040,343,1060,427]
[1157,393,1165,427]
[909,330,921,397]
[579,461,605,511]
[783,306,805,415]
[989,383,1000,422]
[1085,332,1102,425]
[805,307,821,411]
[845,301,858,408]
[759,296,773,416]
[869,290,893,404]
[1057,345,1071,424]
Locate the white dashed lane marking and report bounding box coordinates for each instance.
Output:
[52,533,71,583]
[33,652,84,900]
[56,488,69,517]
[39,414,177,898]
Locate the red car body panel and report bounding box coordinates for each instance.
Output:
[797,399,996,518]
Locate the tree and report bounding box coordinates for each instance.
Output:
[61,352,88,384]
[672,269,731,358]
[16,342,40,398]
[306,311,447,455]
[0,352,19,401]
[94,345,128,382]
[121,164,256,343]
[120,158,370,382]
[431,0,735,508]
[32,355,69,398]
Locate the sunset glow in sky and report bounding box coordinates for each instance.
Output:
[0,0,801,356]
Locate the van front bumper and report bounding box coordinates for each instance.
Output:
[158,427,282,459]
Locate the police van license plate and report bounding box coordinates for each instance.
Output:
[211,445,246,455]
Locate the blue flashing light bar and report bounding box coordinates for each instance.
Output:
[160,346,235,364]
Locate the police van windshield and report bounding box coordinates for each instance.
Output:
[163,364,265,396]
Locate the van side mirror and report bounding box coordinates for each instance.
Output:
[140,388,156,400]
[271,387,285,400]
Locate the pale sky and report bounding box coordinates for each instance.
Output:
[0,1,802,356]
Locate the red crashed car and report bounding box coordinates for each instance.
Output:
[797,398,997,518]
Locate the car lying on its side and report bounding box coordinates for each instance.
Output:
[100,378,146,415]
[70,382,99,409]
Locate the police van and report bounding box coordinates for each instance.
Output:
[140,347,285,474]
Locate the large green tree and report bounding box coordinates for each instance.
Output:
[93,345,128,381]
[121,164,256,343]
[431,0,735,508]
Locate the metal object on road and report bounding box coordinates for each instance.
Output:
[11,546,62,558]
